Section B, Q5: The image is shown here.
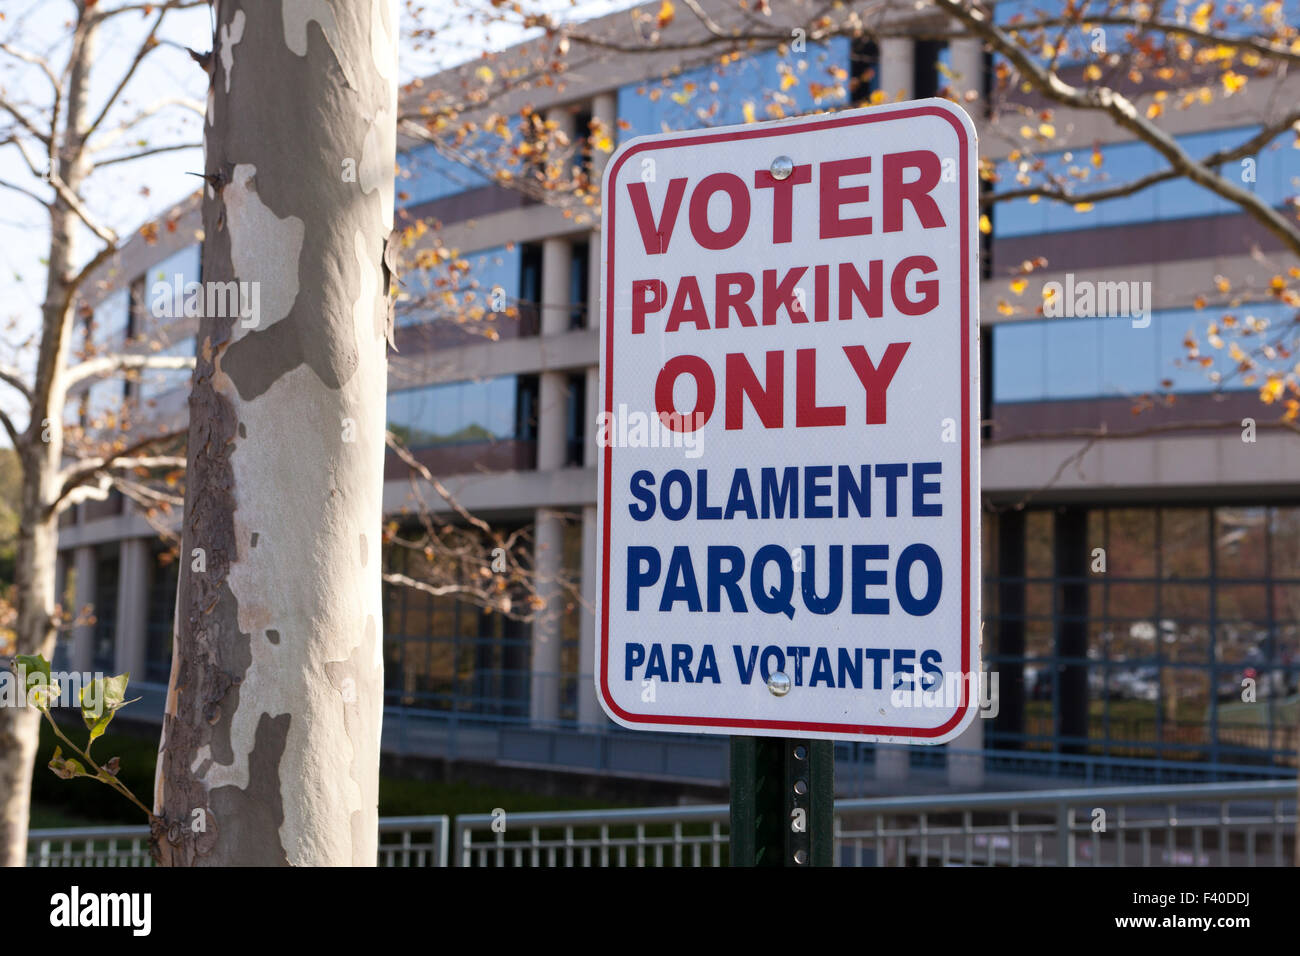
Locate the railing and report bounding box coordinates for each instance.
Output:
[453,779,1296,866]
[114,681,1294,786]
[26,816,450,868]
[29,782,1294,868]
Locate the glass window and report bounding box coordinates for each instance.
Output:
[1024,511,1053,574]
[1162,584,1210,620]
[1043,317,1100,398]
[1108,582,1156,619]
[992,321,1045,401]
[1161,509,1209,578]
[397,142,491,208]
[400,244,522,329]
[993,303,1295,404]
[144,245,201,329]
[386,376,529,449]
[91,287,130,347]
[616,38,851,141]
[1107,509,1156,577]
[1099,315,1158,395]
[992,125,1289,238]
[138,337,195,402]
[1215,508,1268,578]
[1269,507,1300,579]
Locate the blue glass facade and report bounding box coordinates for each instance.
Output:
[399,244,523,328]
[387,375,533,449]
[397,142,492,208]
[993,301,1293,403]
[617,38,852,140]
[994,126,1297,238]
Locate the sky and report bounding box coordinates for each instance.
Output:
[0,0,638,434]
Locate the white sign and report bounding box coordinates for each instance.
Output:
[595,100,980,743]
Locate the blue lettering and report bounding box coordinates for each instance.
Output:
[897,543,942,615]
[629,470,656,520]
[707,546,748,612]
[627,546,661,611]
[624,643,645,681]
[696,469,722,519]
[800,544,843,614]
[837,464,870,517]
[851,544,889,614]
[913,462,942,516]
[659,546,702,611]
[803,465,833,518]
[760,467,798,519]
[724,470,758,519]
[661,469,691,520]
[874,463,907,517]
[809,647,835,687]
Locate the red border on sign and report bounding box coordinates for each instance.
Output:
[599,104,974,738]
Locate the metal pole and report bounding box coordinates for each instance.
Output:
[730,736,834,866]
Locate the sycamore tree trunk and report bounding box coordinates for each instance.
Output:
[0,11,95,868]
[152,0,396,866]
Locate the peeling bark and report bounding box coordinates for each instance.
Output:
[154,0,395,866]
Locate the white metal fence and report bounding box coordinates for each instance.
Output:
[27,781,1295,867]
[26,816,450,868]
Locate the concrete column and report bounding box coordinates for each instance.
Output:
[537,372,568,472]
[585,365,600,470]
[540,237,572,337]
[587,234,601,334]
[70,546,96,672]
[948,37,984,108]
[114,538,150,677]
[590,92,617,177]
[588,92,616,333]
[530,507,565,723]
[879,37,915,100]
[578,504,601,728]
[538,218,573,471]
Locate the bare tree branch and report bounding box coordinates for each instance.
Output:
[935,0,1300,258]
[63,353,195,393]
[0,365,33,403]
[985,108,1300,208]
[93,142,201,168]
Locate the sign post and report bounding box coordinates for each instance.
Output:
[596,100,980,866]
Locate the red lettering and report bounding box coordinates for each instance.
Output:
[762,267,808,325]
[883,151,946,233]
[795,349,845,427]
[843,343,910,425]
[715,273,757,329]
[813,264,829,323]
[838,260,883,320]
[665,275,710,332]
[632,279,667,334]
[687,173,750,250]
[655,355,715,431]
[891,256,939,315]
[725,351,783,430]
[628,178,688,254]
[819,156,872,239]
[754,164,813,244]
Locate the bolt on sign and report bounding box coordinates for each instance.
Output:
[595,100,981,743]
